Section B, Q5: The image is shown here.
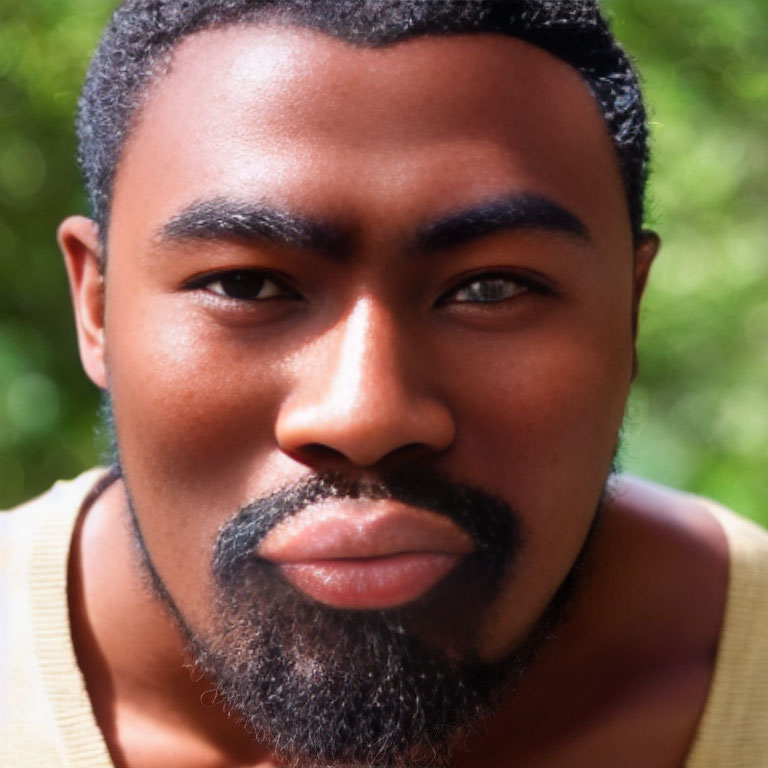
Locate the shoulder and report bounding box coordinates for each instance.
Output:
[0,466,113,628]
[0,468,116,765]
[601,475,732,611]
[2,466,113,542]
[2,467,113,519]
[680,501,768,765]
[0,467,115,623]
[608,475,768,767]
[606,473,768,577]
[607,473,755,537]
[608,473,768,585]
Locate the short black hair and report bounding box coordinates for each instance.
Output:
[77,0,649,243]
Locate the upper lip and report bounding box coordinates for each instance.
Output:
[258,499,475,563]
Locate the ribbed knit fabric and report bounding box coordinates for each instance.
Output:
[684,502,768,768]
[0,470,114,767]
[1,472,767,766]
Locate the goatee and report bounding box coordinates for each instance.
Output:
[122,467,593,768]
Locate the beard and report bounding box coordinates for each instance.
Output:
[104,399,602,768]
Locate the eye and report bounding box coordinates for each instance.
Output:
[439,273,539,305]
[193,270,298,301]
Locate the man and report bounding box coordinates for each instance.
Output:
[2,0,767,766]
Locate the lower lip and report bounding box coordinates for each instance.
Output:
[278,552,462,609]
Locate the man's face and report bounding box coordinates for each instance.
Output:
[67,25,651,766]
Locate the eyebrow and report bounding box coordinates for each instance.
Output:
[156,198,347,255]
[155,192,589,259]
[415,194,590,252]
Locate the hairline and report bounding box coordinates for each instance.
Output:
[102,22,619,243]
[80,2,648,249]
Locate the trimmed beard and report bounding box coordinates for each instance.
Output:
[103,396,604,767]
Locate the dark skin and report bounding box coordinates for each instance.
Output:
[60,28,728,767]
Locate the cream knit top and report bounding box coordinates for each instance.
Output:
[1,472,767,767]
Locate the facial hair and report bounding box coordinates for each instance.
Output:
[121,470,598,768]
[104,397,601,768]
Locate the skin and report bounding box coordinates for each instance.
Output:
[59,27,729,767]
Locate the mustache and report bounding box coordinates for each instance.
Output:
[213,469,521,588]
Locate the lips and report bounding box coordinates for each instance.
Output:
[258,500,474,609]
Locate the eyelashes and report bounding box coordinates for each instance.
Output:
[187,269,300,302]
[437,271,551,306]
[187,268,551,307]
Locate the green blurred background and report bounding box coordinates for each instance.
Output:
[1,1,766,523]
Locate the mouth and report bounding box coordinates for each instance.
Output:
[258,499,475,610]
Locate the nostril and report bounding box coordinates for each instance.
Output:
[381,442,446,466]
[289,440,445,472]
[296,443,349,463]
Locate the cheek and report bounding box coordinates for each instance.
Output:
[451,313,632,481]
[104,298,290,601]
[111,317,277,473]
[444,311,633,658]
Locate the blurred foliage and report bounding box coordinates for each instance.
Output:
[1,1,766,524]
[1,2,111,508]
[607,0,768,524]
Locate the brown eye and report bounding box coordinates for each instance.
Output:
[203,271,293,301]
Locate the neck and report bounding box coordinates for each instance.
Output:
[67,474,726,768]
[68,476,274,767]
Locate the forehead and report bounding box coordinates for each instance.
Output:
[110,25,630,251]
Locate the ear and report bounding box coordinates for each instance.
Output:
[631,231,660,379]
[58,216,108,389]
[631,231,659,334]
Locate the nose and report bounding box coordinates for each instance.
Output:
[275,297,455,467]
